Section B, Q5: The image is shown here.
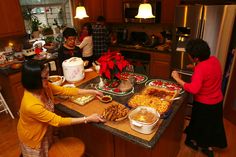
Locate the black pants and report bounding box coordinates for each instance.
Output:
[185,101,227,148]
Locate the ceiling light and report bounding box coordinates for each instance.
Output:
[74,6,89,19]
[135,3,155,19]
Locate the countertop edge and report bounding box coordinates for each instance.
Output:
[55,93,187,149]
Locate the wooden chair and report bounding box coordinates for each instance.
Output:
[48,137,85,157]
[0,86,14,119]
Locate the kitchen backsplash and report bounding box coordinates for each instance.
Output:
[0,36,25,52]
[109,23,173,45]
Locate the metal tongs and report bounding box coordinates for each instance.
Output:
[160,96,181,102]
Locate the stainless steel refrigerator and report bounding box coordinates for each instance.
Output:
[172,4,236,76]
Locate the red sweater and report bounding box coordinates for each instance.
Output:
[184,56,223,105]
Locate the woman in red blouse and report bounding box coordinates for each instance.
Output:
[172,39,227,157]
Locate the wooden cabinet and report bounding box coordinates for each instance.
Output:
[161,0,180,24]
[103,0,123,23]
[0,72,24,116]
[0,0,25,37]
[84,0,104,22]
[82,0,123,23]
[150,52,171,79]
[56,92,187,157]
[75,0,182,24]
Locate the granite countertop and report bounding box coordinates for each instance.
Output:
[0,56,58,76]
[0,64,22,76]
[55,76,188,149]
[110,44,172,54]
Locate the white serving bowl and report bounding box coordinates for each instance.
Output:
[48,75,65,86]
[128,106,160,134]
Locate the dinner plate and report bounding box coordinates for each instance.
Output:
[121,72,148,84]
[115,114,128,122]
[95,84,134,96]
[102,104,129,122]
[145,79,184,93]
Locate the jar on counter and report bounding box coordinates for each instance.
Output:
[4,52,14,62]
[0,53,6,64]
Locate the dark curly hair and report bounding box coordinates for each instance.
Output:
[63,27,77,38]
[185,39,211,61]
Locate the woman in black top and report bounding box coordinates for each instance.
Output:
[58,27,82,74]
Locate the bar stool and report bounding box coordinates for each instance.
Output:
[0,86,14,119]
[49,137,85,157]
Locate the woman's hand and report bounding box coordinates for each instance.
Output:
[171,71,185,87]
[171,71,180,80]
[91,90,104,97]
[86,113,106,123]
[78,89,104,97]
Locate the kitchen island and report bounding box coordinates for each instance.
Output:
[55,71,188,157]
[0,56,59,116]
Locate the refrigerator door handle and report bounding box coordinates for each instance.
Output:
[196,19,202,38]
[200,19,206,39]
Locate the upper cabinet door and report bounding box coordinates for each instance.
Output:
[161,0,180,24]
[83,0,122,23]
[104,0,123,23]
[0,0,25,37]
[84,0,104,22]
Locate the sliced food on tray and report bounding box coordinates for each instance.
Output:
[102,103,129,121]
[71,94,95,105]
[128,86,180,115]
[146,79,182,92]
[128,94,170,114]
[142,86,178,101]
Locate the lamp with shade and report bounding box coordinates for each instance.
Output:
[135,1,155,19]
[74,2,89,19]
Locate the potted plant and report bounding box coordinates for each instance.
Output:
[42,25,53,36]
[22,7,42,38]
[31,17,42,38]
[97,51,129,88]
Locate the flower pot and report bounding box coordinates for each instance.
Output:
[32,31,40,38]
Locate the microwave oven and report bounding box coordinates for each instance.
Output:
[123,1,161,23]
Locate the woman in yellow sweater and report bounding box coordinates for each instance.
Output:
[17,61,105,157]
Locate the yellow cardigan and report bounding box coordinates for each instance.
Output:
[17,83,79,149]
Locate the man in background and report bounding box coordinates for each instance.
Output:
[92,16,110,60]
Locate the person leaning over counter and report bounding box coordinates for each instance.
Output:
[92,16,110,60]
[171,39,227,157]
[17,61,105,157]
[77,22,93,69]
[58,27,82,74]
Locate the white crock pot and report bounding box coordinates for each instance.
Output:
[62,57,85,83]
[128,106,160,134]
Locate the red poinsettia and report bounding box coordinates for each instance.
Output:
[97,50,129,80]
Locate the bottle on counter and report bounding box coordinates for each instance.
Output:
[122,28,128,41]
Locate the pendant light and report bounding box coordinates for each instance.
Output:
[74,2,89,19]
[135,1,155,19]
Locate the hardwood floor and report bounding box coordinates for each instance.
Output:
[0,114,21,157]
[0,113,235,157]
[177,118,236,157]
